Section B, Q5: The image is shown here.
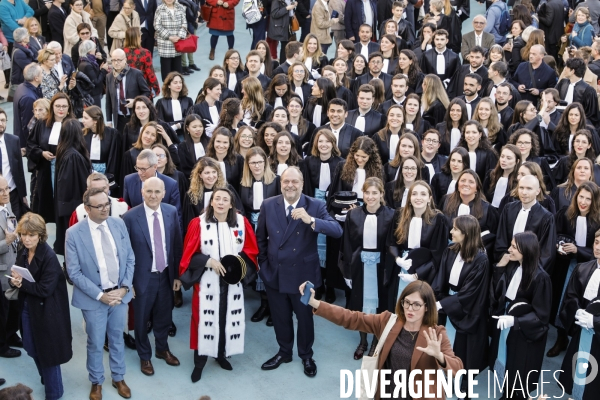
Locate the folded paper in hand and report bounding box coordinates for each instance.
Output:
[11,266,35,283]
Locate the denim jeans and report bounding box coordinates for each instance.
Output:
[22,299,64,400]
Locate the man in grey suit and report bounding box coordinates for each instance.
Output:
[0,176,21,359]
[461,15,496,63]
[65,188,135,400]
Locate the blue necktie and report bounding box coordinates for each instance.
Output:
[287,205,293,225]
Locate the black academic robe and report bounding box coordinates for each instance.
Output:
[119,144,180,190]
[489,127,508,153]
[406,72,425,96]
[556,78,600,126]
[435,123,461,156]
[341,205,395,312]
[551,185,579,213]
[287,120,316,156]
[489,262,552,399]
[234,73,272,97]
[558,261,600,399]
[481,80,521,110]
[448,65,489,99]
[385,210,449,310]
[383,163,430,184]
[303,98,329,128]
[345,109,385,138]
[219,87,238,101]
[432,248,489,371]
[482,169,512,206]
[164,169,188,210]
[224,70,246,92]
[379,98,406,118]
[83,127,121,182]
[373,130,403,163]
[181,183,243,236]
[188,101,223,125]
[246,104,274,129]
[553,157,600,187]
[300,155,345,197]
[121,120,180,154]
[177,136,211,179]
[469,147,498,183]
[353,41,380,58]
[382,57,398,75]
[552,125,600,157]
[239,177,281,218]
[305,55,329,77]
[309,124,364,159]
[404,118,430,138]
[495,201,557,273]
[353,72,393,100]
[422,100,447,127]
[217,154,245,193]
[383,180,410,209]
[420,48,460,83]
[291,82,313,106]
[156,96,194,137]
[336,85,357,111]
[422,154,447,183]
[498,106,514,132]
[431,171,455,207]
[497,193,556,215]
[457,95,481,120]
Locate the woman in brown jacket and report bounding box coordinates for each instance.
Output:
[301,280,463,400]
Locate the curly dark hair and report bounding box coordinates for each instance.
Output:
[507,128,541,158]
[340,136,383,183]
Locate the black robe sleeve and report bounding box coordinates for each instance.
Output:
[55,151,91,217]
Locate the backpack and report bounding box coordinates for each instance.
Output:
[242,0,262,25]
[488,3,511,36]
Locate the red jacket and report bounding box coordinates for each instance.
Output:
[206,0,239,32]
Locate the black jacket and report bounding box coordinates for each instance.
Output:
[48,4,68,48]
[78,57,108,98]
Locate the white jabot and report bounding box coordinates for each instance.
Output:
[569,134,574,153]
[576,216,587,247]
[171,99,182,122]
[304,57,313,71]
[389,134,400,161]
[457,203,470,216]
[407,217,422,249]
[484,127,488,136]
[274,97,283,108]
[331,128,340,146]
[313,104,322,127]
[194,142,205,159]
[218,161,227,178]
[436,52,445,75]
[228,73,237,91]
[466,102,474,119]
[448,253,465,286]
[352,168,366,199]
[208,105,220,128]
[505,266,523,301]
[468,151,477,171]
[363,214,378,249]
[565,81,577,105]
[584,264,600,300]
[290,124,299,135]
[513,207,532,236]
[294,86,304,102]
[405,123,414,131]
[450,128,461,151]
[383,59,389,73]
[355,115,366,132]
[243,109,252,126]
[90,134,101,160]
[401,188,408,207]
[260,63,265,74]
[425,163,435,183]
[318,162,331,191]
[252,181,264,210]
[361,44,369,59]
[49,122,61,145]
[490,86,497,101]
[492,177,509,208]
[447,179,457,195]
[203,191,212,210]
[276,163,288,176]
[425,44,432,51]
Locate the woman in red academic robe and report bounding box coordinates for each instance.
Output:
[179,187,258,383]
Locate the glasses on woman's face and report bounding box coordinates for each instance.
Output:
[54,104,69,109]
[80,31,91,36]
[401,299,423,311]
[248,161,265,167]
[240,135,253,140]
[402,167,418,172]
[155,154,166,159]
[424,138,439,144]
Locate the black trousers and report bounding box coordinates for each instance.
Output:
[265,285,314,359]
[106,11,120,51]
[194,279,228,368]
[134,271,173,360]
[141,28,155,56]
[0,286,20,353]
[10,188,27,222]
[160,56,182,82]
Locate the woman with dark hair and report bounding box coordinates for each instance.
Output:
[207,65,238,101]
[54,119,92,255]
[373,105,406,163]
[269,131,302,176]
[384,156,423,209]
[504,20,527,74]
[71,22,107,66]
[340,177,395,359]
[489,231,551,400]
[216,97,245,135]
[379,34,399,75]
[404,93,431,137]
[153,143,188,208]
[507,128,556,191]
[255,40,279,78]
[432,214,490,385]
[547,181,600,358]
[512,4,534,28]
[386,180,448,308]
[348,55,367,83]
[286,96,315,153]
[552,103,600,156]
[553,129,600,186]
[435,98,468,156]
[552,157,595,211]
[287,62,313,105]
[304,77,336,128]
[156,72,194,139]
[431,147,469,206]
[206,127,245,192]
[123,27,160,99]
[256,122,284,156]
[223,49,245,91]
[190,77,223,136]
[239,147,280,325]
[81,106,120,178]
[384,132,430,184]
[483,144,522,208]
[457,120,498,183]
[498,161,557,214]
[412,22,436,59]
[370,79,386,112]
[240,77,273,128]
[178,114,210,179]
[27,93,75,223]
[473,98,507,152]
[321,65,357,111]
[179,187,258,382]
[396,49,425,95]
[421,130,448,183]
[265,74,292,108]
[381,20,410,53]
[122,96,179,154]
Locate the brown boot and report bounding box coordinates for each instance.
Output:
[546,330,569,357]
[209,48,215,60]
[89,383,102,400]
[112,380,131,399]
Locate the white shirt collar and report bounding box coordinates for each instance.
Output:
[284,198,300,210]
[88,218,109,231]
[144,202,162,217]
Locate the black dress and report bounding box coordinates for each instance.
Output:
[83,127,121,180]
[300,155,345,198]
[177,136,211,179]
[121,120,180,154]
[156,96,194,138]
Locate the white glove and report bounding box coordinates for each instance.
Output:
[436,301,442,311]
[173,122,181,131]
[344,278,352,289]
[443,78,450,88]
[396,257,412,269]
[575,309,594,330]
[398,273,417,283]
[307,79,315,86]
[204,120,216,137]
[493,315,515,330]
[311,69,321,79]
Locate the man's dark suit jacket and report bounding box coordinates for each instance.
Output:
[1,133,27,202]
[13,81,42,148]
[105,67,151,124]
[133,0,157,35]
[48,4,68,48]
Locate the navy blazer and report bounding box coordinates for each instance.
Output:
[3,133,27,200]
[256,194,343,293]
[133,0,157,33]
[345,0,378,40]
[122,203,182,294]
[122,172,182,228]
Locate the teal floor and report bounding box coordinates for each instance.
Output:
[0,2,575,399]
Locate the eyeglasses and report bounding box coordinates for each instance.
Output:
[155,154,166,159]
[87,202,111,210]
[80,31,91,35]
[402,167,418,172]
[54,105,69,109]
[0,187,9,194]
[400,299,424,310]
[249,161,265,166]
[293,69,305,74]
[134,166,154,173]
[240,135,254,140]
[516,141,531,146]
[424,139,439,144]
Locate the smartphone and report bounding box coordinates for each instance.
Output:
[331,10,339,18]
[71,71,77,79]
[300,281,314,305]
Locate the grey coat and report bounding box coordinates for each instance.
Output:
[268,0,292,42]
[0,204,17,291]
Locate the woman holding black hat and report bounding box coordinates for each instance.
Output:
[179,187,258,383]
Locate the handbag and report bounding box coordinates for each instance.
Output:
[174,31,199,53]
[290,15,300,32]
[358,313,397,400]
[4,287,18,301]
[201,4,213,22]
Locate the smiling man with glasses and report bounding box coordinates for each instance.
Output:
[461,15,495,63]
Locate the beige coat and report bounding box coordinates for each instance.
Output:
[108,10,141,52]
[310,0,334,45]
[328,0,345,31]
[63,10,98,55]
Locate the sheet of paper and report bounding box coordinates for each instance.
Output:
[11,265,35,282]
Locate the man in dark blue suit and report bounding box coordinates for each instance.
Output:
[133,0,157,55]
[12,63,42,151]
[256,167,343,377]
[122,150,181,228]
[122,177,183,376]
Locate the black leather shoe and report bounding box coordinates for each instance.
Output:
[181,67,191,75]
[123,333,136,349]
[189,64,201,71]
[0,378,5,386]
[168,322,177,337]
[261,354,292,370]
[216,356,232,370]
[302,358,317,377]
[8,335,23,348]
[0,348,21,358]
[325,287,336,303]
[174,290,183,308]
[251,304,269,322]
[266,315,273,326]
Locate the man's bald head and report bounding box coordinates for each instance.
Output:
[518,175,540,206]
[142,177,165,210]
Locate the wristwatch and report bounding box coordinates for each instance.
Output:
[121,286,130,293]
[310,217,315,230]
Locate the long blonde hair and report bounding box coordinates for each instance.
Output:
[241,147,276,187]
[241,77,266,123]
[187,157,227,205]
[421,74,449,112]
[394,181,440,244]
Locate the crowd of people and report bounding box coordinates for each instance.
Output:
[2,0,600,398]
